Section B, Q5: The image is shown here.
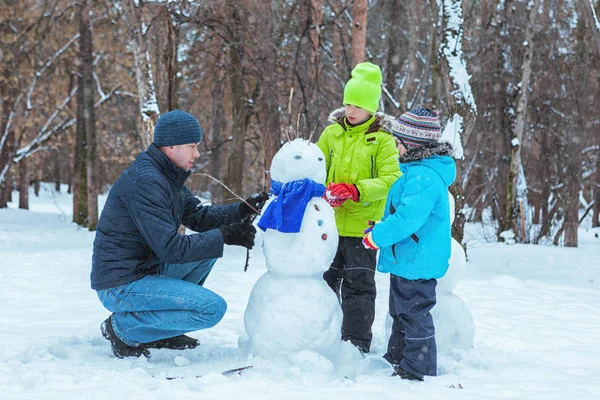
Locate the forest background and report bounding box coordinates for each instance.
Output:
[0,0,598,248]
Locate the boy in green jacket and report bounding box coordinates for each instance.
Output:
[317,62,401,354]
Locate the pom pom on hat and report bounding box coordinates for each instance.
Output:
[393,107,442,148]
[153,110,203,147]
[343,62,382,114]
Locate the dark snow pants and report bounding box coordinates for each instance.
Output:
[323,236,377,353]
[384,274,437,378]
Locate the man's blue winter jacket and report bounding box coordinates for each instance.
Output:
[372,143,456,280]
[91,144,241,290]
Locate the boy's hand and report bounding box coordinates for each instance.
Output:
[324,193,346,208]
[326,183,359,202]
[363,220,376,234]
[362,231,379,250]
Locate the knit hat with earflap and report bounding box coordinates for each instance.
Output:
[393,107,442,148]
[153,110,203,147]
[343,62,382,114]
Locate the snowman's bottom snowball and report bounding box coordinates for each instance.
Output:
[244,272,342,359]
[432,293,475,352]
[383,293,475,355]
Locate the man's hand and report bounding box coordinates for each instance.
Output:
[327,183,359,202]
[219,223,257,249]
[239,191,269,219]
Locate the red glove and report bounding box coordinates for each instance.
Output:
[362,231,379,250]
[327,183,359,202]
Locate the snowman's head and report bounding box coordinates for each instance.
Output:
[270,138,327,184]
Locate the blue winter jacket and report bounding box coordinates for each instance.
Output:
[90,144,241,290]
[372,142,456,280]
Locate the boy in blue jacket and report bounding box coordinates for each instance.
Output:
[362,107,456,381]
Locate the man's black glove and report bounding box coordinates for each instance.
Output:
[219,223,257,249]
[239,191,269,219]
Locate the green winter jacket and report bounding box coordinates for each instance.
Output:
[317,108,401,237]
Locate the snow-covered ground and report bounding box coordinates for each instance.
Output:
[1,184,599,400]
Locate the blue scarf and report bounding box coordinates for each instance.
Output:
[258,178,326,233]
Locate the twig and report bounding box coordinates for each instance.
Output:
[192,172,260,215]
[191,172,263,272]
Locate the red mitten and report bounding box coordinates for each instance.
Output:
[328,183,359,202]
[362,231,379,250]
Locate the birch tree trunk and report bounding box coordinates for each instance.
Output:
[124,0,160,150]
[350,0,368,66]
[504,0,540,242]
[438,0,478,245]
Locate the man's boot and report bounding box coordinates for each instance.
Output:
[145,335,200,350]
[100,316,150,359]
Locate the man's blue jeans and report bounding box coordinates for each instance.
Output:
[96,259,226,346]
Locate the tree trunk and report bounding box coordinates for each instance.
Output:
[166,11,179,111]
[207,39,227,202]
[18,158,28,210]
[225,0,247,197]
[0,96,15,209]
[256,0,282,191]
[429,0,442,108]
[73,6,89,227]
[81,3,98,231]
[439,0,478,245]
[384,0,402,112]
[401,1,420,110]
[124,0,160,150]
[350,0,368,66]
[594,154,600,227]
[54,153,61,192]
[504,0,539,241]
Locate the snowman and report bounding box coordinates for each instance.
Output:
[385,192,475,358]
[431,193,475,354]
[243,138,342,360]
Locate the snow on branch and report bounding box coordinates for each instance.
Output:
[0,94,22,156]
[440,0,476,113]
[15,85,79,162]
[13,81,121,164]
[591,0,600,31]
[382,84,400,109]
[26,33,81,110]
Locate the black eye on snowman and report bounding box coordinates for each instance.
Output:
[295,155,302,160]
[318,157,323,162]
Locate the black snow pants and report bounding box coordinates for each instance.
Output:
[323,236,377,353]
[384,274,437,378]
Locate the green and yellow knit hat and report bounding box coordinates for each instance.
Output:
[343,62,382,114]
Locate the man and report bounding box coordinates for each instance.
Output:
[91,109,267,359]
